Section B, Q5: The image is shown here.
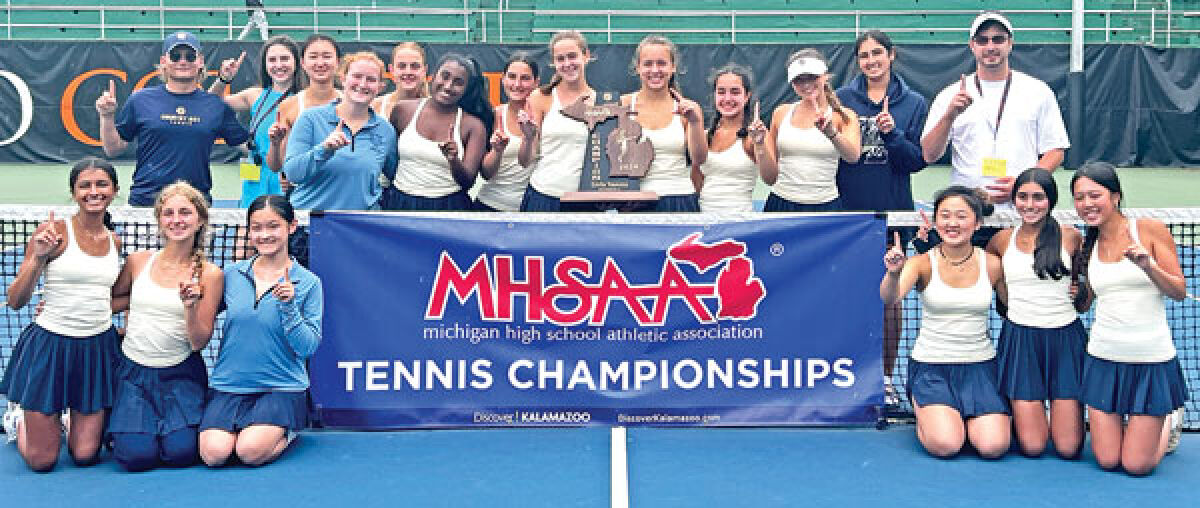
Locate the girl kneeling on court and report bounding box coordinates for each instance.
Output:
[880,186,1011,458]
[1071,162,1187,476]
[109,181,223,471]
[1,158,122,472]
[199,196,323,467]
[985,168,1087,459]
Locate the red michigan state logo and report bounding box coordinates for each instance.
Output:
[426,232,767,326]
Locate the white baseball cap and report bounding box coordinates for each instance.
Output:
[787,57,828,83]
[970,11,1013,38]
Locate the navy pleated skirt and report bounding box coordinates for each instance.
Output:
[108,352,208,436]
[520,186,562,212]
[383,188,472,211]
[652,194,701,213]
[763,194,844,212]
[199,390,309,432]
[0,323,120,414]
[907,358,1011,418]
[1080,354,1188,416]
[996,319,1087,402]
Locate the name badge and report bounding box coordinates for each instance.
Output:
[240,161,261,182]
[981,157,1007,178]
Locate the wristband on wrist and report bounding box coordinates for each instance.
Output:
[219,75,232,84]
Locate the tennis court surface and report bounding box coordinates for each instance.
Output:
[3,427,1197,506]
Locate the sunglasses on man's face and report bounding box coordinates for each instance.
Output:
[168,48,198,63]
[972,34,1009,46]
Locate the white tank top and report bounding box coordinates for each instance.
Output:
[392,98,464,198]
[1002,228,1077,328]
[35,218,119,337]
[774,103,840,204]
[699,141,757,212]
[475,106,530,211]
[122,251,193,368]
[1087,219,1176,363]
[912,248,996,364]
[631,93,694,196]
[529,89,589,197]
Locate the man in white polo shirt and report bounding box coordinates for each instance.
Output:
[921,11,1069,208]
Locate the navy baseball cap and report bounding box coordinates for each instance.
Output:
[163,31,201,54]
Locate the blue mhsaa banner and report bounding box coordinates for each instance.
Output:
[308,213,885,428]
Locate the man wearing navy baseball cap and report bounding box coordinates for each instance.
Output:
[920,11,1069,209]
[96,31,251,205]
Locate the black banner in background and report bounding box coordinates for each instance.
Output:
[0,41,1196,166]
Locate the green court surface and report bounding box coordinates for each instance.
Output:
[1,163,1197,208]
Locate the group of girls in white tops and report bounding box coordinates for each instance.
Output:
[1,158,323,472]
[881,163,1187,476]
[206,30,879,214]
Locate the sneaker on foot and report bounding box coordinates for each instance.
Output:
[883,379,900,406]
[2,402,22,444]
[1166,407,1184,455]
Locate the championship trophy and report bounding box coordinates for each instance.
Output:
[558,92,658,212]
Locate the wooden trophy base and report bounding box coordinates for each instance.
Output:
[560,191,659,212]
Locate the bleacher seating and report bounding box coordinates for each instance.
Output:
[0,0,1194,46]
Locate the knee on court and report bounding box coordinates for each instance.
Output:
[24,450,60,473]
[921,435,965,458]
[112,433,161,472]
[160,429,200,467]
[235,441,277,466]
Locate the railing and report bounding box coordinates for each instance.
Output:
[0,2,1194,46]
[517,9,1141,44]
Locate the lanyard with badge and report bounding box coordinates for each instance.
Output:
[976,71,1012,179]
[240,90,291,182]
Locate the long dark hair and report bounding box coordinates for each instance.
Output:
[436,53,495,151]
[501,51,540,103]
[69,157,118,230]
[259,35,303,94]
[706,63,754,145]
[1070,161,1124,283]
[1012,168,1069,280]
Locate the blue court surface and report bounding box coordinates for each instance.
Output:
[2,427,1196,507]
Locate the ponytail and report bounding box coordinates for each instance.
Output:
[823,81,849,124]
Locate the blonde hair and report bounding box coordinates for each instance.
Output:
[539,31,589,94]
[336,51,387,87]
[391,41,429,98]
[787,48,849,124]
[153,181,210,278]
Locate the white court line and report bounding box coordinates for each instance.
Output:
[610,426,629,508]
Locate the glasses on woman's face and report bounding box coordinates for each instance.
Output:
[972,34,1009,46]
[168,47,198,63]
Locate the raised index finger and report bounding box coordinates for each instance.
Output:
[881,96,889,114]
[753,100,760,121]
[893,231,902,249]
[919,209,931,227]
[236,50,246,66]
[108,79,116,96]
[959,74,967,92]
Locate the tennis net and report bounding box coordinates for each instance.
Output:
[0,207,1196,428]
